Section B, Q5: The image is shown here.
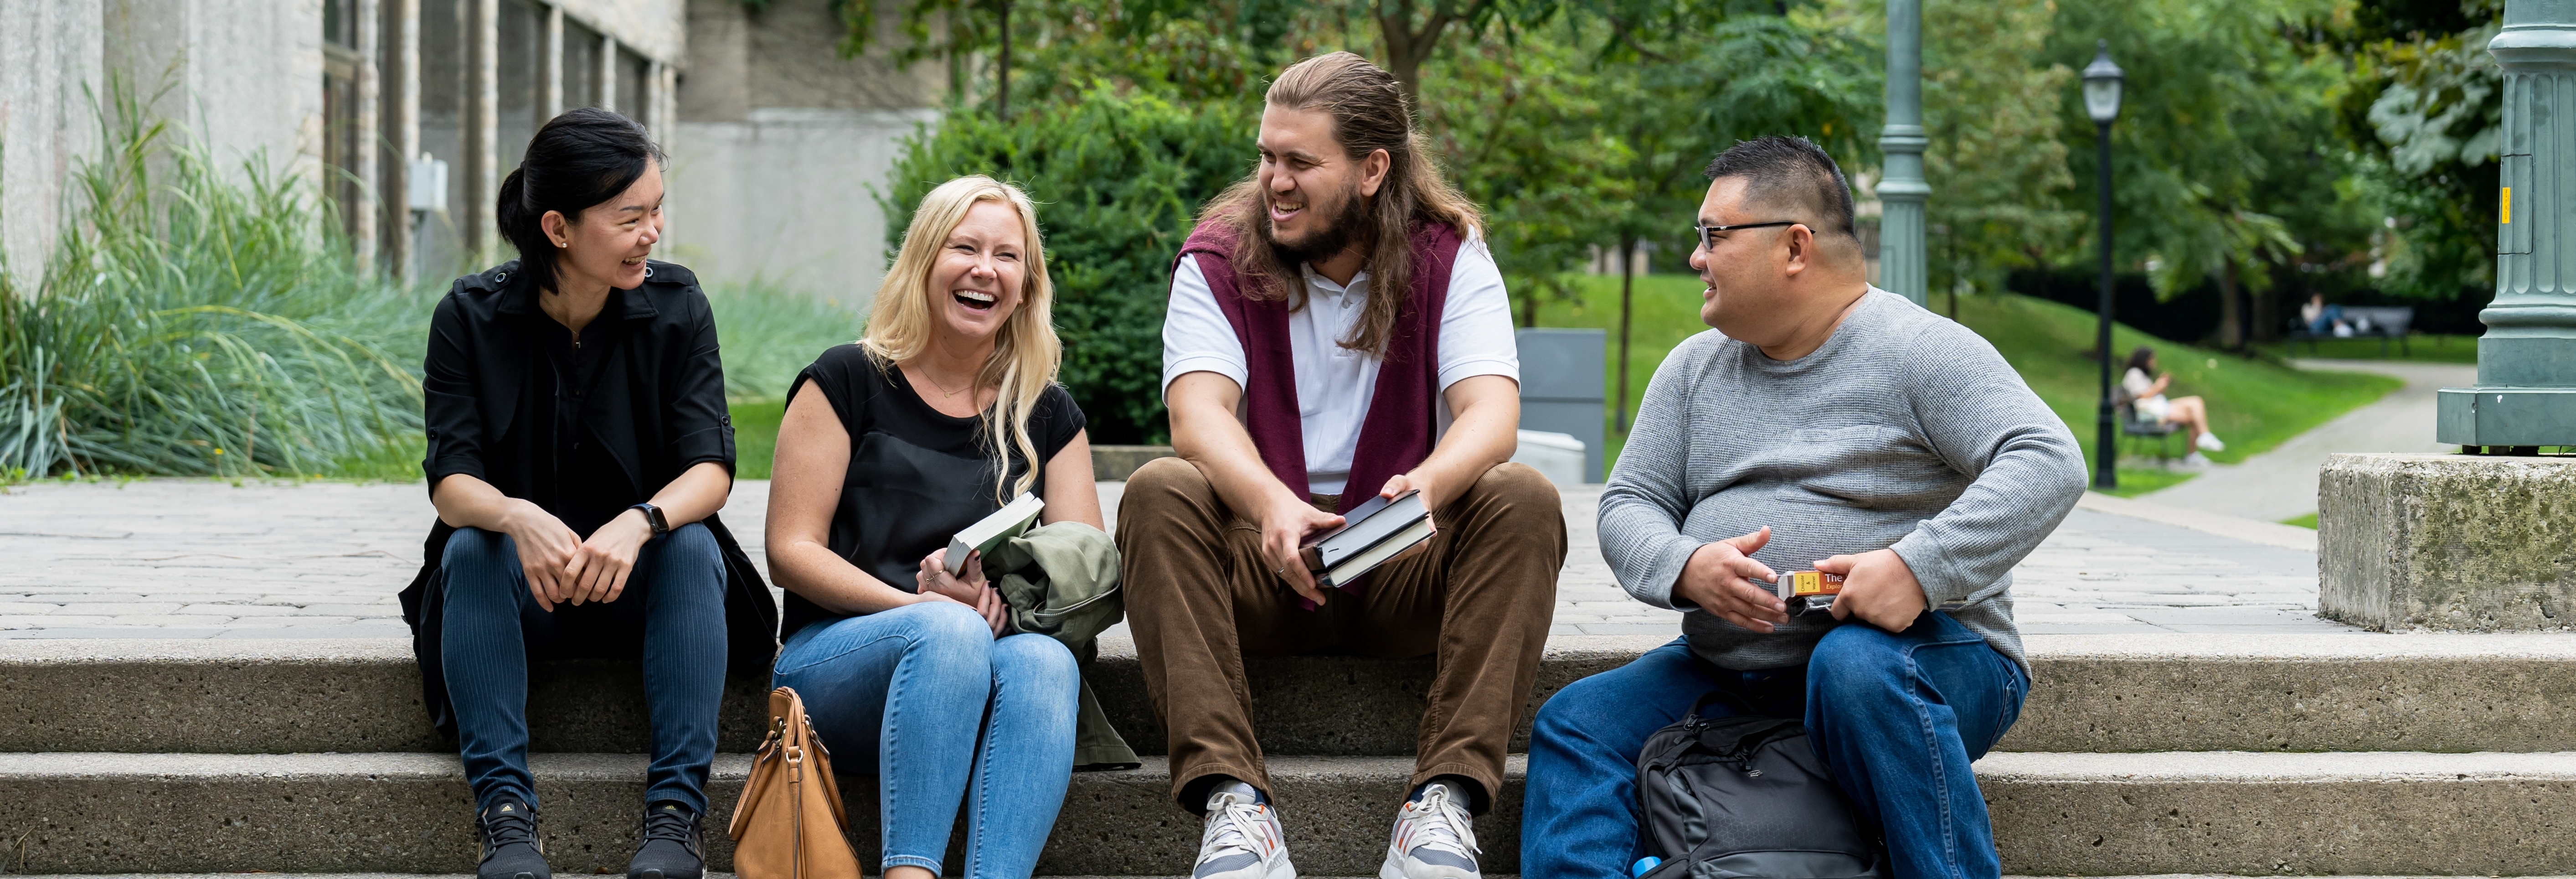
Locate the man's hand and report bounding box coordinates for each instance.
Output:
[500,501,583,611]
[1817,548,1927,632]
[1674,527,1788,633]
[1258,493,1344,607]
[562,507,652,606]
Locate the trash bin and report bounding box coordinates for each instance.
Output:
[1515,328,1606,482]
[1512,430,1588,488]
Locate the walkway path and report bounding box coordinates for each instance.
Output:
[2138,358,2473,523]
[0,479,2356,639]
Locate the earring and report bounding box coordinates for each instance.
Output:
[555,241,567,248]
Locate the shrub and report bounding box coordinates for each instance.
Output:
[0,92,425,480]
[881,87,1255,444]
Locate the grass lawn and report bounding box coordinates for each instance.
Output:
[2276,333,2478,364]
[2282,512,2320,529]
[1531,275,2404,496]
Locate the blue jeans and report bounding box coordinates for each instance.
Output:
[1523,612,2029,879]
[441,523,729,815]
[773,601,1079,877]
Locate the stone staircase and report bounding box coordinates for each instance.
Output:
[6,632,2576,877]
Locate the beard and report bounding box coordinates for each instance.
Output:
[1262,184,1371,267]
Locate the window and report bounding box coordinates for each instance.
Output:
[322,0,364,240]
[617,47,649,122]
[563,20,603,110]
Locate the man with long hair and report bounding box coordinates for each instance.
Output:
[1117,52,1566,879]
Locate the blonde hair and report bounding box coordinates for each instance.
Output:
[861,175,1063,502]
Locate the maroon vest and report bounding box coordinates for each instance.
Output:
[1174,219,1462,517]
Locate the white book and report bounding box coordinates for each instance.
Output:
[947,492,1047,575]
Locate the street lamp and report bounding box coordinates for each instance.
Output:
[2085,40,2125,491]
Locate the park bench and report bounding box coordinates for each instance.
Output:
[2287,305,2413,357]
[2112,385,2183,459]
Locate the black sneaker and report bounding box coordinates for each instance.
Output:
[476,799,550,879]
[627,801,705,879]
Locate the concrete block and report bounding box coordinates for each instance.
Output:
[1982,750,2576,875]
[14,751,2576,876]
[2000,633,2576,753]
[22,634,2576,756]
[2321,453,2576,630]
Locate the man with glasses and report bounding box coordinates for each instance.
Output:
[1517,136,2084,879]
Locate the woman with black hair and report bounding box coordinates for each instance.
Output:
[400,107,776,879]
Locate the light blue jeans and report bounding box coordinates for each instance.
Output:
[772,601,1079,877]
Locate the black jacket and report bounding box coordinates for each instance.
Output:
[399,259,779,738]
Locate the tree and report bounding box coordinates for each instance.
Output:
[1911,0,2081,315]
[2324,0,2503,302]
[2047,0,2366,350]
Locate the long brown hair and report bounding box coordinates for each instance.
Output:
[1203,52,1482,355]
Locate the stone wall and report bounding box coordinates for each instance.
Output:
[104,0,326,185]
[667,0,939,303]
[2320,452,2576,631]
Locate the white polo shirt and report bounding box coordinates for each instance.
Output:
[1161,233,1520,494]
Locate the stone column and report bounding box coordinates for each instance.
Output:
[468,0,498,257]
[543,5,563,119]
[2438,0,2576,447]
[355,0,381,269]
[1876,0,1929,306]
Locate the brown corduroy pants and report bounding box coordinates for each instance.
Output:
[1116,456,1566,814]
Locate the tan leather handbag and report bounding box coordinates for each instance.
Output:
[729,687,862,879]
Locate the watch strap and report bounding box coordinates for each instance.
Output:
[631,502,670,536]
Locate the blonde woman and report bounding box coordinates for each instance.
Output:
[765,176,1098,879]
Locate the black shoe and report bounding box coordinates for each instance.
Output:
[627,801,705,879]
[476,799,551,879]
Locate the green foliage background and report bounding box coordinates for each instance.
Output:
[879,88,1256,444]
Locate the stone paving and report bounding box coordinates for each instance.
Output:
[0,478,2353,639]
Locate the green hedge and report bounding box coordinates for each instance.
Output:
[881,88,1255,444]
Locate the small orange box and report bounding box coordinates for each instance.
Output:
[1786,571,1845,596]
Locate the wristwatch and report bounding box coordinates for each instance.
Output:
[630,502,670,537]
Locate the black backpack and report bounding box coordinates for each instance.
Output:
[1633,692,1890,879]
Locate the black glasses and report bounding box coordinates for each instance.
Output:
[1693,221,1800,250]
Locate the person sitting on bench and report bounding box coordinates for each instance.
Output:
[1518,135,2086,879]
[2122,345,2225,465]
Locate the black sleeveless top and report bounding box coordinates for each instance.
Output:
[782,344,1087,640]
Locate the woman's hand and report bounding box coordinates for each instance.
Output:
[562,508,654,606]
[500,500,583,611]
[976,585,1010,637]
[917,548,989,603]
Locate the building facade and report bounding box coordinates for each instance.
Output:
[0,0,934,304]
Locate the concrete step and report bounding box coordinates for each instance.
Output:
[11,751,2576,875]
[11,634,2576,756]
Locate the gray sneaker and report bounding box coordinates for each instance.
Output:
[1380,782,1479,879]
[1193,787,1295,879]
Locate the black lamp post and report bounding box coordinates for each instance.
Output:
[2084,40,2125,491]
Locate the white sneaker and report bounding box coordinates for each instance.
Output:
[1193,786,1295,879]
[2197,432,2226,452]
[1380,782,1480,879]
[2183,451,2212,467]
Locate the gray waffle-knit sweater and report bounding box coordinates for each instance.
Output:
[1598,288,2085,672]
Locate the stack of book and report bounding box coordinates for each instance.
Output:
[946,492,1048,574]
[1298,490,1434,589]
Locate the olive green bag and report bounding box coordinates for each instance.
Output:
[981,521,1139,770]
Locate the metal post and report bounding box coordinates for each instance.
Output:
[2094,120,2118,490]
[1877,0,1930,306]
[2438,0,2576,449]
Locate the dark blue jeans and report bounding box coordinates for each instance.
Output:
[1522,612,2028,879]
[441,523,728,815]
